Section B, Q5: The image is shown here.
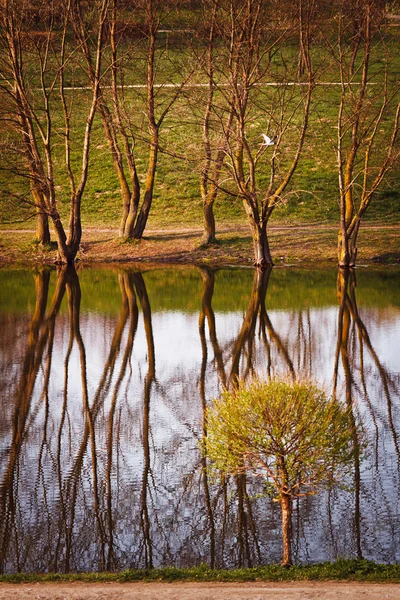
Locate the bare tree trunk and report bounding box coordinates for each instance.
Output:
[250,219,273,267]
[120,171,140,238]
[202,199,217,245]
[338,217,361,268]
[338,228,350,268]
[132,131,158,239]
[33,191,51,244]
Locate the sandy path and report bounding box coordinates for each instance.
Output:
[1,582,400,600]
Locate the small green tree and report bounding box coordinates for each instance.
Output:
[205,379,357,566]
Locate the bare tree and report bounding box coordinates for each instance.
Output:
[0,0,109,264]
[0,1,54,242]
[74,0,192,240]
[208,0,315,267]
[333,0,400,267]
[190,1,236,245]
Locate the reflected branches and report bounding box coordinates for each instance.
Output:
[0,267,158,572]
[333,268,400,560]
[229,268,295,383]
[0,268,63,572]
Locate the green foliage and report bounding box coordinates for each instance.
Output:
[205,379,357,499]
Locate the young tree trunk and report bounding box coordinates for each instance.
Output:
[53,234,79,265]
[280,493,292,566]
[119,175,140,238]
[48,206,79,265]
[132,132,158,239]
[337,228,350,268]
[338,219,359,268]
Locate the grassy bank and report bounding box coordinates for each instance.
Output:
[1,560,400,584]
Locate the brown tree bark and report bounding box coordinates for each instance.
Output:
[33,188,51,244]
[250,220,273,267]
[132,131,159,239]
[202,200,217,245]
[280,493,293,566]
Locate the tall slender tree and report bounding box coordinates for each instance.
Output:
[0,0,109,264]
[333,0,400,267]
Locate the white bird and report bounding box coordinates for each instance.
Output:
[261,134,275,146]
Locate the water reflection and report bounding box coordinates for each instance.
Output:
[0,265,399,572]
[332,269,400,561]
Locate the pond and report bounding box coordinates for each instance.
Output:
[0,265,399,573]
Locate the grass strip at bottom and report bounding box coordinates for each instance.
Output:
[1,560,400,584]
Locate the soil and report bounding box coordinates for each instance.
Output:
[1,581,400,600]
[1,223,399,267]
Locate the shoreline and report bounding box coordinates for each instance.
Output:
[1,223,399,268]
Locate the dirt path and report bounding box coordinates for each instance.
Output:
[1,581,400,600]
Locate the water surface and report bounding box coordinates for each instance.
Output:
[0,265,399,572]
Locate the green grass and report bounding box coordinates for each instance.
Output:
[1,560,400,584]
[1,25,400,231]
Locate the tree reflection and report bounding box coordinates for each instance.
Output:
[198,267,218,567]
[229,268,295,383]
[59,269,156,571]
[333,268,363,559]
[0,267,158,573]
[198,266,296,567]
[0,268,61,572]
[134,273,156,569]
[333,268,400,560]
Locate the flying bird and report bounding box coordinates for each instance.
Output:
[261,134,275,146]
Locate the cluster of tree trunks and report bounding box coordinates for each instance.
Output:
[0,0,398,266]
